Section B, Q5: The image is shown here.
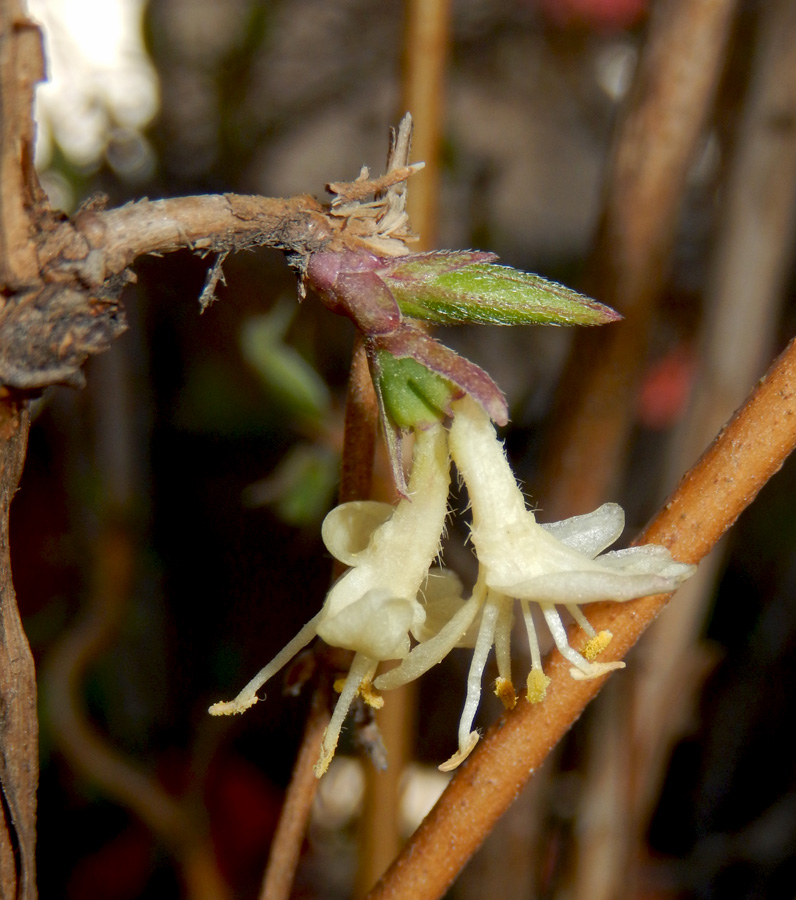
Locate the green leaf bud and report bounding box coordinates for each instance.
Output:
[382,253,620,327]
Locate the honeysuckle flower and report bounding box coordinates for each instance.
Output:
[209,421,450,776]
[375,396,697,770]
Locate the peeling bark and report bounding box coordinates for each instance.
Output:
[0,398,35,900]
[0,1,46,894]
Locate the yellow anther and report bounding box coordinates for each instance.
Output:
[359,679,385,709]
[494,677,517,710]
[526,669,551,704]
[582,629,613,660]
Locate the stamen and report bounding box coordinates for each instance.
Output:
[582,630,613,661]
[540,603,625,681]
[333,676,385,708]
[519,598,543,671]
[526,669,551,703]
[457,590,500,752]
[567,603,597,638]
[493,597,514,683]
[494,677,517,710]
[539,603,597,676]
[209,612,323,716]
[359,679,385,709]
[519,598,550,701]
[315,653,378,777]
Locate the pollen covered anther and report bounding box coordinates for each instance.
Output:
[583,629,614,661]
[494,677,517,710]
[526,670,551,704]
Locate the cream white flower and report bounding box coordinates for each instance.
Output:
[375,396,697,770]
[211,395,696,776]
[209,422,450,776]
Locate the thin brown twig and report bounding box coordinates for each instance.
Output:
[259,684,330,900]
[540,0,738,517]
[258,335,380,900]
[0,3,47,896]
[366,332,796,900]
[402,0,451,248]
[0,398,36,899]
[5,165,421,392]
[338,336,381,506]
[38,194,334,287]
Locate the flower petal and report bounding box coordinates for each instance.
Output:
[375,582,484,690]
[317,588,416,659]
[507,569,692,605]
[411,568,470,643]
[322,500,394,566]
[592,545,698,578]
[540,502,625,557]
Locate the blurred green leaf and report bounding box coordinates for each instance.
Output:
[240,302,331,423]
[243,444,339,527]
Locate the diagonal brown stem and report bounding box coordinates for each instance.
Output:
[366,333,796,900]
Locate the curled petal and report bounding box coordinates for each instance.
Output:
[411,569,470,643]
[375,580,484,691]
[318,587,416,660]
[322,500,394,566]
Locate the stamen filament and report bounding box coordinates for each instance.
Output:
[567,603,597,638]
[494,598,513,683]
[315,652,378,777]
[519,598,543,671]
[209,611,323,715]
[539,602,594,675]
[458,591,500,751]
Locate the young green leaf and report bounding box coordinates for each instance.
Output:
[384,259,620,327]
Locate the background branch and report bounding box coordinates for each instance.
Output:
[540,0,738,516]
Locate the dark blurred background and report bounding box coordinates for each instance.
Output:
[13,0,796,898]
